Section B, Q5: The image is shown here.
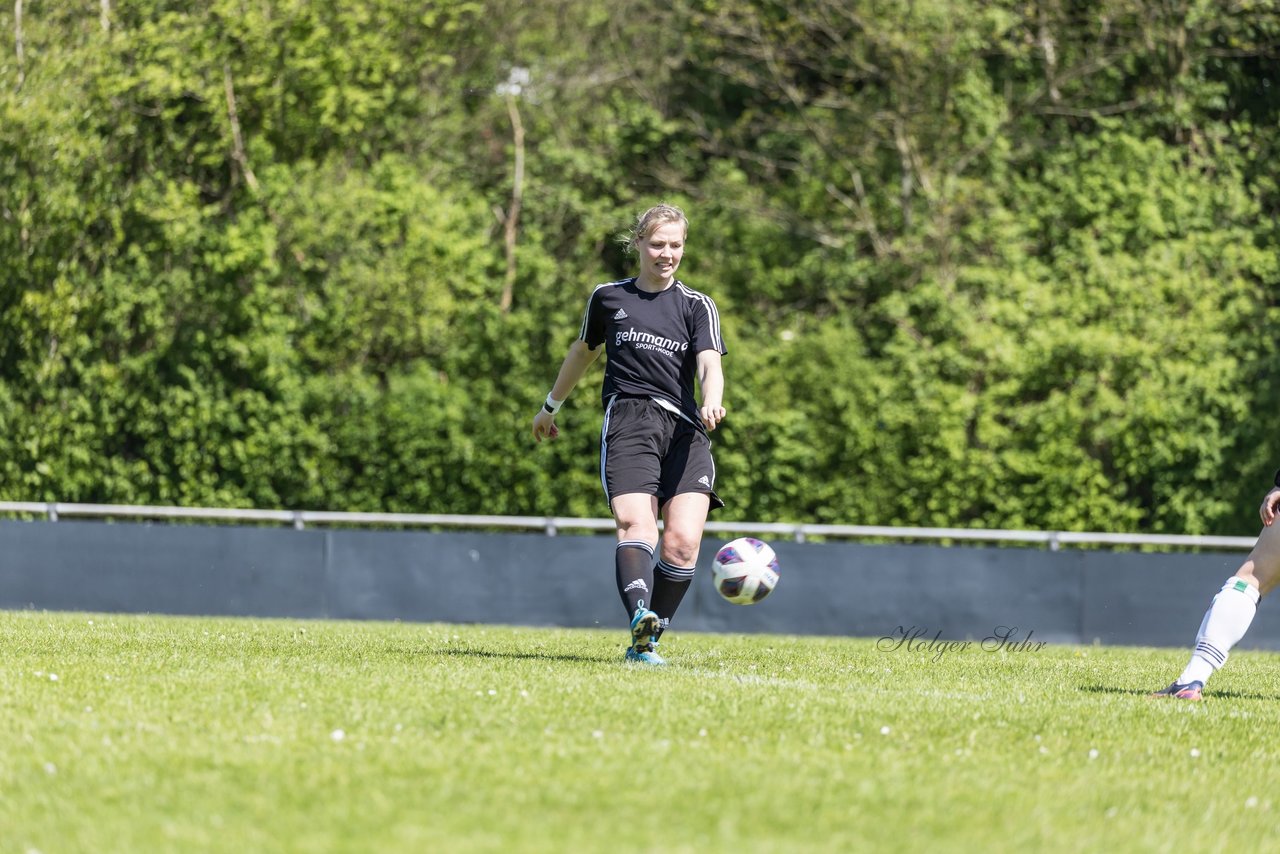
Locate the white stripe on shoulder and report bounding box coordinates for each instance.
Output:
[676,282,722,350]
[578,280,630,340]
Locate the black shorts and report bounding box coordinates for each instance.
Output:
[600,397,725,512]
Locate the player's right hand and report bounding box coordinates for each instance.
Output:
[532,409,559,443]
[1260,487,1280,526]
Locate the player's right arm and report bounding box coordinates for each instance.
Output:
[532,339,601,442]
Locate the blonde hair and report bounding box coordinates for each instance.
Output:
[623,204,688,254]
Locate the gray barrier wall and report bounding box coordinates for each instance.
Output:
[0,518,1269,648]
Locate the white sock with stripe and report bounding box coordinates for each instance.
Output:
[1177,577,1260,686]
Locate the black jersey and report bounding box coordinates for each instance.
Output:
[579,277,726,423]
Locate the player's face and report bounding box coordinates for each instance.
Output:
[637,222,685,287]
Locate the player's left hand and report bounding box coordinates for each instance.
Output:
[699,404,725,431]
[1260,487,1280,526]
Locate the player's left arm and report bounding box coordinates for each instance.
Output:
[696,349,725,431]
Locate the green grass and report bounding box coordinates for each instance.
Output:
[4,611,1280,853]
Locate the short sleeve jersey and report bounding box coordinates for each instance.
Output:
[579,277,726,423]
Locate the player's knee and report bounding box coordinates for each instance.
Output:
[660,532,700,566]
[617,519,659,543]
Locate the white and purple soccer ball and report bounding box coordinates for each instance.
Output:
[711,537,780,605]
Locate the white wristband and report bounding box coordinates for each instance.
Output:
[543,394,563,414]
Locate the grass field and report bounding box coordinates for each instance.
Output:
[4,610,1280,853]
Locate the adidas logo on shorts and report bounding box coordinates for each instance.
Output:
[613,308,628,320]
[698,475,710,487]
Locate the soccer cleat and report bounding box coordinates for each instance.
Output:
[624,644,667,666]
[1149,680,1204,701]
[629,607,661,651]
[625,607,665,665]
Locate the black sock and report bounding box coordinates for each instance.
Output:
[615,541,655,617]
[651,559,696,639]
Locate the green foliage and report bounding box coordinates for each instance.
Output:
[2,0,1280,533]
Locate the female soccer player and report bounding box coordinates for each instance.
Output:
[531,204,727,666]
[1151,479,1280,699]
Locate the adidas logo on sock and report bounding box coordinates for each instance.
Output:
[623,579,649,593]
[612,308,628,320]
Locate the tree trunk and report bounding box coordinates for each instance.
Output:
[499,93,524,314]
[15,0,24,89]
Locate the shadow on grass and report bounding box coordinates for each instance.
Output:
[1081,684,1280,701]
[1080,684,1154,698]
[429,646,614,664]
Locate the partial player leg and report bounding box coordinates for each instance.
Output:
[1153,520,1280,699]
[652,492,711,640]
[612,492,664,664]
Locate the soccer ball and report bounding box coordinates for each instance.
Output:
[711,537,780,605]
